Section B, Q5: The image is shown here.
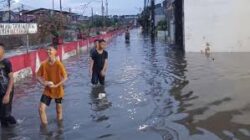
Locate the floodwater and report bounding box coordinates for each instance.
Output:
[1,29,250,140]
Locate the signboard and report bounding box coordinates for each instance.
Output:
[0,23,38,35]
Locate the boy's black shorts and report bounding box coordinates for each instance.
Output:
[40,95,63,106]
[91,72,105,85]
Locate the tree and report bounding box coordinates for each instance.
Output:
[157,20,168,31]
[138,7,150,32]
[37,13,68,44]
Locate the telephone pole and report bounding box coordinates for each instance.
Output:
[150,0,155,35]
[105,0,108,16]
[91,7,94,24]
[8,0,11,22]
[60,0,62,12]
[101,0,104,17]
[52,0,54,10]
[101,0,105,27]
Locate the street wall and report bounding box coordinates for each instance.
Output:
[8,30,123,82]
[184,0,250,52]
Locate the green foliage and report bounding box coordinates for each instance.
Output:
[37,13,68,43]
[157,20,168,31]
[138,8,150,31]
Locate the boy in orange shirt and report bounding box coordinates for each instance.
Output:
[37,46,67,125]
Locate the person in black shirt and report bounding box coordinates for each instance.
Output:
[89,39,108,85]
[89,39,100,58]
[89,39,100,71]
[0,43,16,127]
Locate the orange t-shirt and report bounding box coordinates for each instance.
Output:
[37,59,67,99]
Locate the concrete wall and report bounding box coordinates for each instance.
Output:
[8,30,123,82]
[185,0,250,52]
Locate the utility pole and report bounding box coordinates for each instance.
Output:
[22,4,24,10]
[8,0,11,22]
[150,0,155,36]
[101,0,104,17]
[101,0,105,27]
[60,0,62,12]
[144,0,146,9]
[105,0,108,17]
[51,0,55,15]
[91,7,94,24]
[52,0,54,10]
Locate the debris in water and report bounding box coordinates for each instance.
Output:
[138,125,149,131]
[98,93,106,99]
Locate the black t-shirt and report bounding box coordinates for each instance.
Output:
[0,59,12,95]
[91,50,108,72]
[89,47,96,58]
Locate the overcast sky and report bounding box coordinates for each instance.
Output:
[13,0,162,15]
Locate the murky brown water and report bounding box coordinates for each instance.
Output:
[1,29,250,140]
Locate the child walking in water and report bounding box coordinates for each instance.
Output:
[89,39,108,85]
[37,46,67,125]
[0,43,17,127]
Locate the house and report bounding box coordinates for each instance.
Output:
[120,15,138,25]
[0,11,18,22]
[23,8,79,23]
[76,15,90,23]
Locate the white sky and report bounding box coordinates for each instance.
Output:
[9,0,162,15]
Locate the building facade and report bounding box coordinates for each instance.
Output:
[185,0,250,52]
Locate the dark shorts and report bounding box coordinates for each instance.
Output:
[0,90,14,119]
[40,95,63,106]
[91,71,105,85]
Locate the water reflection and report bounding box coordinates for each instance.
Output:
[39,121,65,140]
[1,127,18,140]
[89,86,112,122]
[140,39,188,139]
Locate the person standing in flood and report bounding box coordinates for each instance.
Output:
[125,28,130,42]
[0,43,17,128]
[90,39,100,58]
[36,46,67,126]
[89,39,108,85]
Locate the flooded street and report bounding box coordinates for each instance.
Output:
[1,29,250,140]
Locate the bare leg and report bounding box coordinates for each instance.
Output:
[56,104,63,121]
[39,103,48,125]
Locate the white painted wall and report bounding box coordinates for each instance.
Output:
[185,0,250,52]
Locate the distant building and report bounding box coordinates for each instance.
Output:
[23,8,79,23]
[76,15,89,23]
[119,15,138,25]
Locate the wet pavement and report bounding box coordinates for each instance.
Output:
[1,29,250,140]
